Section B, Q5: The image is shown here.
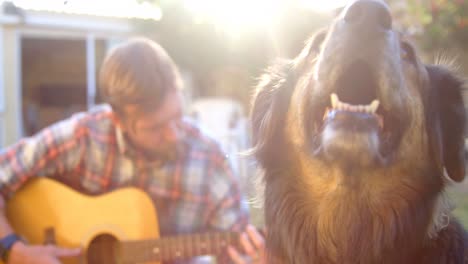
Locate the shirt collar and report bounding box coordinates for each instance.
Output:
[115,125,129,155]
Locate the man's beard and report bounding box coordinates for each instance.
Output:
[125,135,180,162]
[143,144,178,161]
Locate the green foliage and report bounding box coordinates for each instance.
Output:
[398,0,468,51]
[449,188,468,228]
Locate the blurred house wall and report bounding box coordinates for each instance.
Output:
[0,4,141,148]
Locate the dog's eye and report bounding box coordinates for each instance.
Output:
[401,42,415,62]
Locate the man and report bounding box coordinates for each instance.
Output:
[0,37,265,264]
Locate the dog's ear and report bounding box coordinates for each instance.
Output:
[301,27,328,58]
[426,65,466,182]
[250,29,327,167]
[250,60,295,168]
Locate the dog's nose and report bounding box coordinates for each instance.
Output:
[344,0,392,32]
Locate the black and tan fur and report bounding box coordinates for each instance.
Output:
[250,0,468,263]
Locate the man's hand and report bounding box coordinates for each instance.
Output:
[227,225,266,264]
[8,242,81,264]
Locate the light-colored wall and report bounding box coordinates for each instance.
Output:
[0,29,128,147]
[2,26,21,147]
[0,7,136,147]
[0,26,5,148]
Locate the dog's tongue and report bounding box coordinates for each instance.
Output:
[324,109,384,133]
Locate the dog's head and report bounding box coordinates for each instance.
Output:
[251,0,466,262]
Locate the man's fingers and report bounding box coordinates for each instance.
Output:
[230,226,266,264]
[51,246,81,257]
[240,232,256,256]
[49,258,63,264]
[246,225,265,250]
[228,246,245,264]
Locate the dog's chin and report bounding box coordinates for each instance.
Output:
[319,112,384,169]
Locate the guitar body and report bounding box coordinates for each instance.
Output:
[4,178,159,264]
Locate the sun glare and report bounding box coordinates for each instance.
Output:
[7,0,352,36]
[300,0,350,12]
[183,0,284,37]
[182,0,351,38]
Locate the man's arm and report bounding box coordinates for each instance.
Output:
[0,116,85,263]
[0,116,85,199]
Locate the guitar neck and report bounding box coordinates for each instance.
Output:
[119,231,241,263]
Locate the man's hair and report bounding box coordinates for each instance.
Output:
[99,37,183,115]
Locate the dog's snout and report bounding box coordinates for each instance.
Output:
[344,0,392,32]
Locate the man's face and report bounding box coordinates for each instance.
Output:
[119,91,184,158]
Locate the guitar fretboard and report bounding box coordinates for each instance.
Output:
[119,231,241,263]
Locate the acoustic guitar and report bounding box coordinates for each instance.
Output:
[3,178,246,264]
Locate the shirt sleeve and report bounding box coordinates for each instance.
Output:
[0,115,85,199]
[207,152,249,229]
[206,151,250,264]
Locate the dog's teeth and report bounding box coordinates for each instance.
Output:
[323,108,330,121]
[343,103,351,111]
[364,105,372,113]
[369,100,380,113]
[338,102,345,110]
[337,101,344,110]
[330,94,380,114]
[331,93,339,109]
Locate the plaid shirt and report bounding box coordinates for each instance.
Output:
[0,104,249,263]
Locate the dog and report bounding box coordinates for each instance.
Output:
[250,0,468,263]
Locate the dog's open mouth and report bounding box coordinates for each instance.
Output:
[315,60,402,162]
[323,93,382,129]
[321,60,386,132]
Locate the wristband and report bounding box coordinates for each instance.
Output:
[0,233,23,262]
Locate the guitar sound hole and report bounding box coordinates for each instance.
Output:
[86,234,120,264]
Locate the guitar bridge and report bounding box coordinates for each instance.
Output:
[44,227,56,245]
